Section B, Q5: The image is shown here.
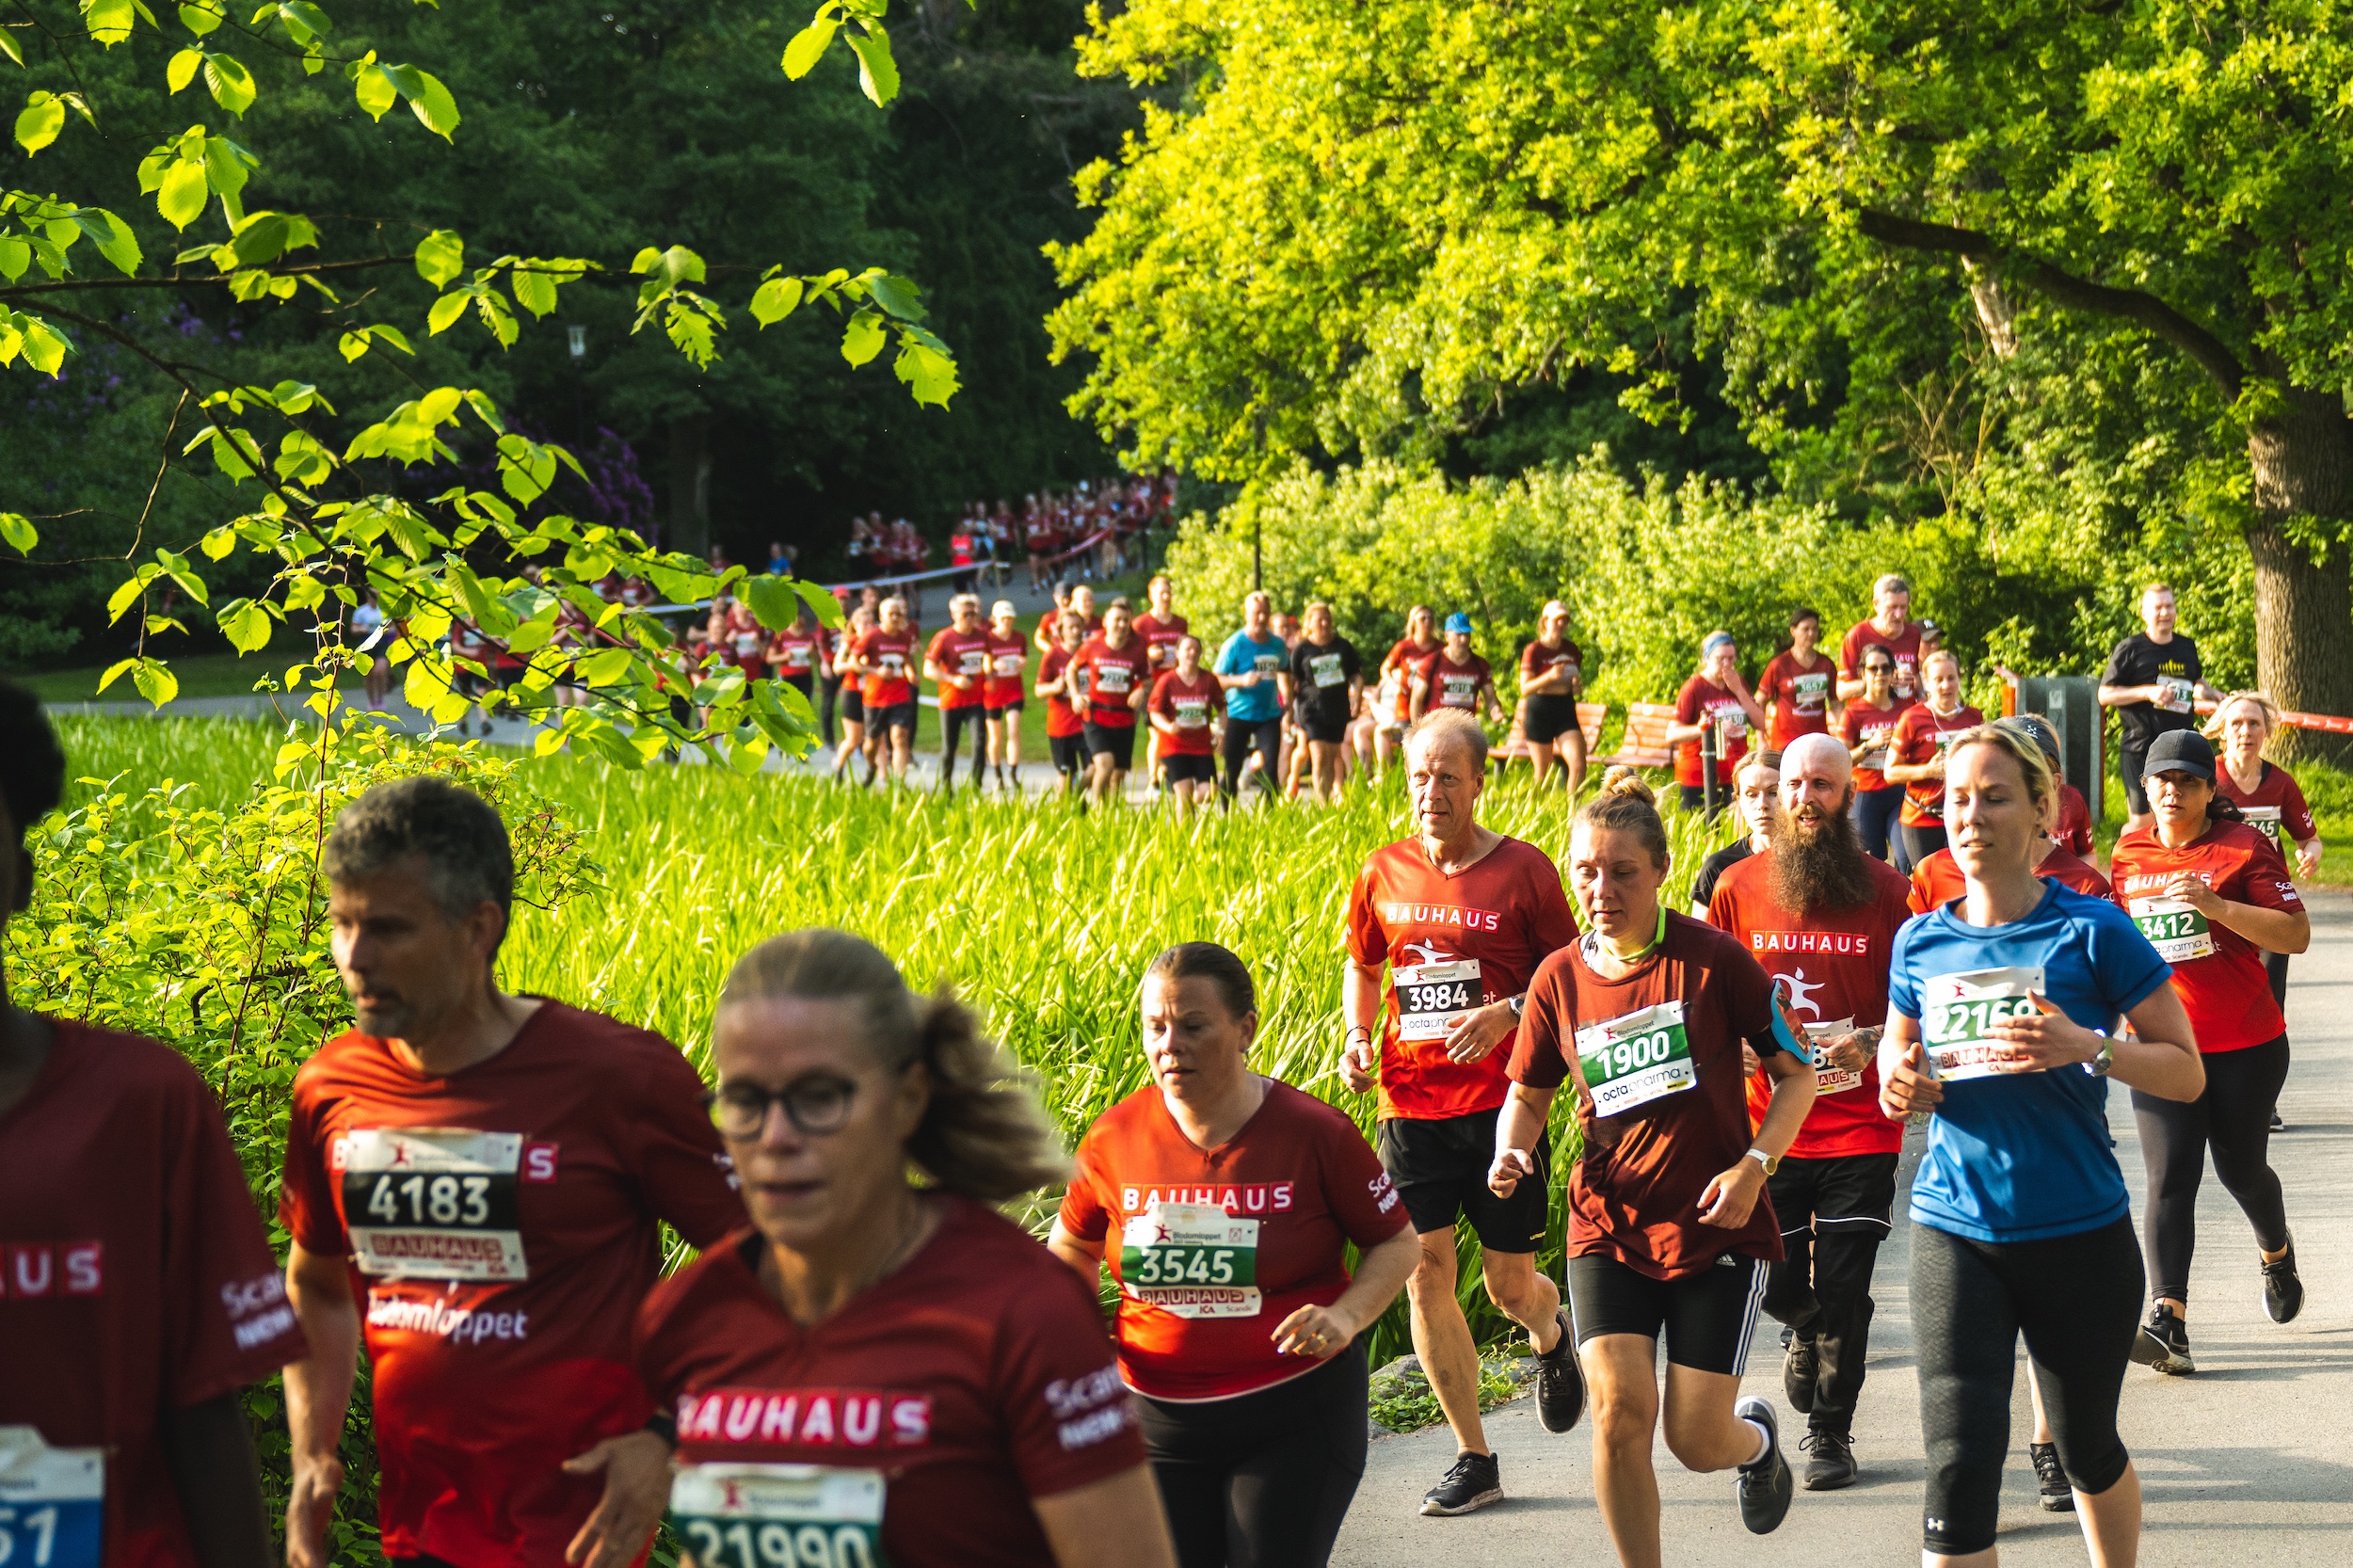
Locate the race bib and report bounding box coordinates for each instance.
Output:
[1119,1203,1260,1318]
[2158,676,2194,714]
[1096,664,1133,694]
[1803,1016,1862,1096]
[780,644,813,671]
[1791,671,1830,712]
[1893,658,1917,697]
[1577,1000,1697,1116]
[876,653,904,678]
[670,1464,887,1568]
[957,650,987,676]
[1254,653,1285,675]
[0,1430,102,1568]
[1309,653,1346,688]
[1393,958,1482,1042]
[340,1128,527,1282]
[2130,897,2215,963]
[1713,704,1747,738]
[992,651,1024,678]
[1439,674,1478,708]
[1170,695,1211,728]
[1918,967,2044,1082]
[2243,805,2283,851]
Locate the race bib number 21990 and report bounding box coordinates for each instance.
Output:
[670,1464,886,1568]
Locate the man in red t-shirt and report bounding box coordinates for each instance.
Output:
[1070,600,1151,804]
[1705,733,1909,1489]
[1881,648,1983,874]
[1339,710,1581,1514]
[924,594,995,793]
[2,686,310,1568]
[854,597,920,785]
[1131,575,1190,789]
[1835,573,1925,705]
[279,777,744,1568]
[1408,614,1503,725]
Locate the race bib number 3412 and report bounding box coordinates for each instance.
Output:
[670,1464,886,1568]
[1577,1000,1697,1116]
[339,1128,527,1282]
[1918,968,2045,1082]
[2130,897,2215,963]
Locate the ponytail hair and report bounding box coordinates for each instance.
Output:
[717,928,1067,1201]
[1144,941,1257,1022]
[1574,767,1671,870]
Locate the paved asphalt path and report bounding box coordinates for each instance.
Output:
[1336,888,2353,1566]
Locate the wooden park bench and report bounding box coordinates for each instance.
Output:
[1490,700,1673,774]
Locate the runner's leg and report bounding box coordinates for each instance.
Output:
[2201,1036,2292,1257]
[1582,1334,1667,1568]
[1407,1228,1491,1457]
[2132,1081,2211,1314]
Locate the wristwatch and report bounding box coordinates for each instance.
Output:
[1508,993,1527,1018]
[1744,1147,1779,1176]
[2087,1029,2114,1078]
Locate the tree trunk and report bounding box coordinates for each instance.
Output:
[666,414,712,559]
[2244,381,2353,764]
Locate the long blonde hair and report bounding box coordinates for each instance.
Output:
[2202,689,2282,749]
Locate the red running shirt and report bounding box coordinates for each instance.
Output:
[984,630,1029,710]
[1891,703,1984,825]
[856,628,918,708]
[1508,916,1793,1279]
[1838,619,1924,702]
[279,1002,744,1565]
[766,627,818,678]
[1382,638,1440,723]
[926,628,994,712]
[1132,613,1191,672]
[1038,646,1086,738]
[1,1023,309,1568]
[1071,636,1149,728]
[1417,650,1491,712]
[1908,843,2111,914]
[2109,822,2303,1054]
[1344,836,1580,1121]
[636,1203,1145,1568]
[1708,853,1912,1159]
[1756,651,1834,748]
[2217,760,2317,860]
[2053,783,2095,857]
[1148,670,1224,757]
[1839,697,1913,793]
[1673,676,1753,787]
[1518,638,1584,696]
[1058,1083,1408,1400]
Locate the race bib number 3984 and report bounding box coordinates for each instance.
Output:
[339,1128,527,1282]
[1918,967,2045,1082]
[670,1464,886,1568]
[1393,959,1481,1042]
[1120,1203,1260,1319]
[1576,1000,1697,1116]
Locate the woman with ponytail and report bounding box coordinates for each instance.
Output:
[634,929,1176,1568]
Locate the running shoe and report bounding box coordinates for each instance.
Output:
[1782,1334,1819,1416]
[2130,1304,2195,1375]
[1734,1396,1794,1533]
[2029,1441,2074,1512]
[1419,1450,1503,1517]
[1799,1428,1857,1491]
[2270,1110,2285,1132]
[1534,1310,1584,1433]
[2262,1241,2305,1325]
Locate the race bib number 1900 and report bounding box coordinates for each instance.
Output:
[670,1464,887,1568]
[340,1128,527,1282]
[0,1428,103,1568]
[1918,968,2045,1081]
[1120,1203,1260,1319]
[1577,1000,1697,1116]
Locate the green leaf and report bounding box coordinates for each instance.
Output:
[84,0,137,47]
[168,47,202,92]
[0,29,23,67]
[414,229,463,287]
[198,523,234,559]
[131,660,179,710]
[742,574,806,632]
[840,308,886,367]
[156,157,208,230]
[15,91,64,154]
[0,239,25,282]
[178,2,220,36]
[0,512,36,554]
[217,597,272,652]
[96,658,138,694]
[845,26,898,106]
[353,61,395,120]
[781,17,840,80]
[105,574,148,624]
[748,275,804,327]
[425,291,468,335]
[664,301,718,369]
[18,316,69,375]
[203,52,257,115]
[408,70,459,139]
[895,339,960,408]
[865,272,922,320]
[203,135,252,208]
[793,578,846,629]
[81,209,141,275]
[510,265,556,317]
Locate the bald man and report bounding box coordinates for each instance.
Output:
[1703,731,1913,1489]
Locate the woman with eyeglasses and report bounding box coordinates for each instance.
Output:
[1839,643,1913,861]
[634,930,1177,1568]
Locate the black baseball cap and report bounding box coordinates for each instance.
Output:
[2141,728,2217,784]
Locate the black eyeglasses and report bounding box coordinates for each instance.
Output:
[1863,663,1895,674]
[705,1074,860,1140]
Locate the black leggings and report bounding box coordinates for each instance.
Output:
[2265,949,2289,1009]
[1896,820,1946,877]
[1220,716,1286,797]
[1912,1217,2142,1556]
[2132,1034,2292,1302]
[941,706,987,781]
[818,675,842,747]
[1136,1342,1369,1568]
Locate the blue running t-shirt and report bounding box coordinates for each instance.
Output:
[1888,881,2169,1244]
[1215,632,1291,723]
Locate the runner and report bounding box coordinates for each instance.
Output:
[1147,635,1225,818]
[829,604,875,784]
[1050,943,1421,1567]
[1214,592,1291,802]
[854,598,920,786]
[279,776,747,1568]
[2098,583,2223,835]
[764,604,820,709]
[1036,582,1075,658]
[723,601,769,685]
[1374,606,1442,782]
[1134,576,1191,791]
[1,682,311,1568]
[354,588,394,708]
[635,928,1175,1568]
[1289,602,1364,804]
[1518,600,1589,794]
[984,600,1030,793]
[1878,723,2202,1564]
[1491,769,1815,1560]
[925,594,995,793]
[1757,608,1834,748]
[1839,644,1913,861]
[1037,611,1091,797]
[2208,691,2324,1009]
[2107,729,2310,1374]
[1408,614,1504,726]
[1707,733,1912,1491]
[1339,710,1584,1517]
[1909,716,2112,912]
[1835,573,1924,704]
[1881,649,1982,875]
[1689,749,1780,918]
[1666,631,1768,815]
[1072,601,1151,804]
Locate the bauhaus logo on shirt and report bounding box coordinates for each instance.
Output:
[1747,931,1874,957]
[677,1387,934,1448]
[1379,903,1503,932]
[1118,1183,1293,1214]
[0,1241,103,1297]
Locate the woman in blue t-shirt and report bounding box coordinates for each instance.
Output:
[1879,724,2201,1567]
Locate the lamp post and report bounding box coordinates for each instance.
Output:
[566,326,586,446]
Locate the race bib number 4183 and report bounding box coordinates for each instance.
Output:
[1918,968,2045,1082]
[1120,1203,1260,1319]
[670,1464,886,1568]
[1577,1000,1697,1116]
[340,1128,527,1282]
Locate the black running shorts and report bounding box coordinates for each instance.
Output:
[1567,1250,1769,1375]
[1375,1109,1547,1255]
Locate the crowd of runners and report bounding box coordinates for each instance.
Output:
[1,560,2333,1568]
[842,476,1176,597]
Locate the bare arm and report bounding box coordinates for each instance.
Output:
[1033,1467,1178,1568]
[1340,960,1385,1092]
[282,1241,361,1568]
[1697,1046,1814,1228]
[2169,872,2310,954]
[1046,1221,1105,1288]
[1486,1080,1559,1196]
[1271,1224,1419,1357]
[2097,681,2159,709]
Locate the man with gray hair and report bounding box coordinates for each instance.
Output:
[1704,732,1912,1489]
[1835,573,1923,705]
[278,776,744,1568]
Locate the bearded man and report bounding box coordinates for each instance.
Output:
[1705,730,1914,1490]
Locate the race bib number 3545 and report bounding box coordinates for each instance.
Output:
[1918,968,2045,1082]
[1577,1000,1697,1116]
[670,1464,886,1568]
[339,1128,527,1282]
[1120,1203,1260,1319]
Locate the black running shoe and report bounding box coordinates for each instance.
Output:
[1420,1450,1503,1517]
[2263,1242,2305,1325]
[2130,1304,2195,1375]
[1534,1310,1585,1433]
[1783,1335,1819,1416]
[2030,1441,2074,1512]
[1799,1428,1857,1491]
[2270,1109,2285,1132]
[1734,1396,1794,1533]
